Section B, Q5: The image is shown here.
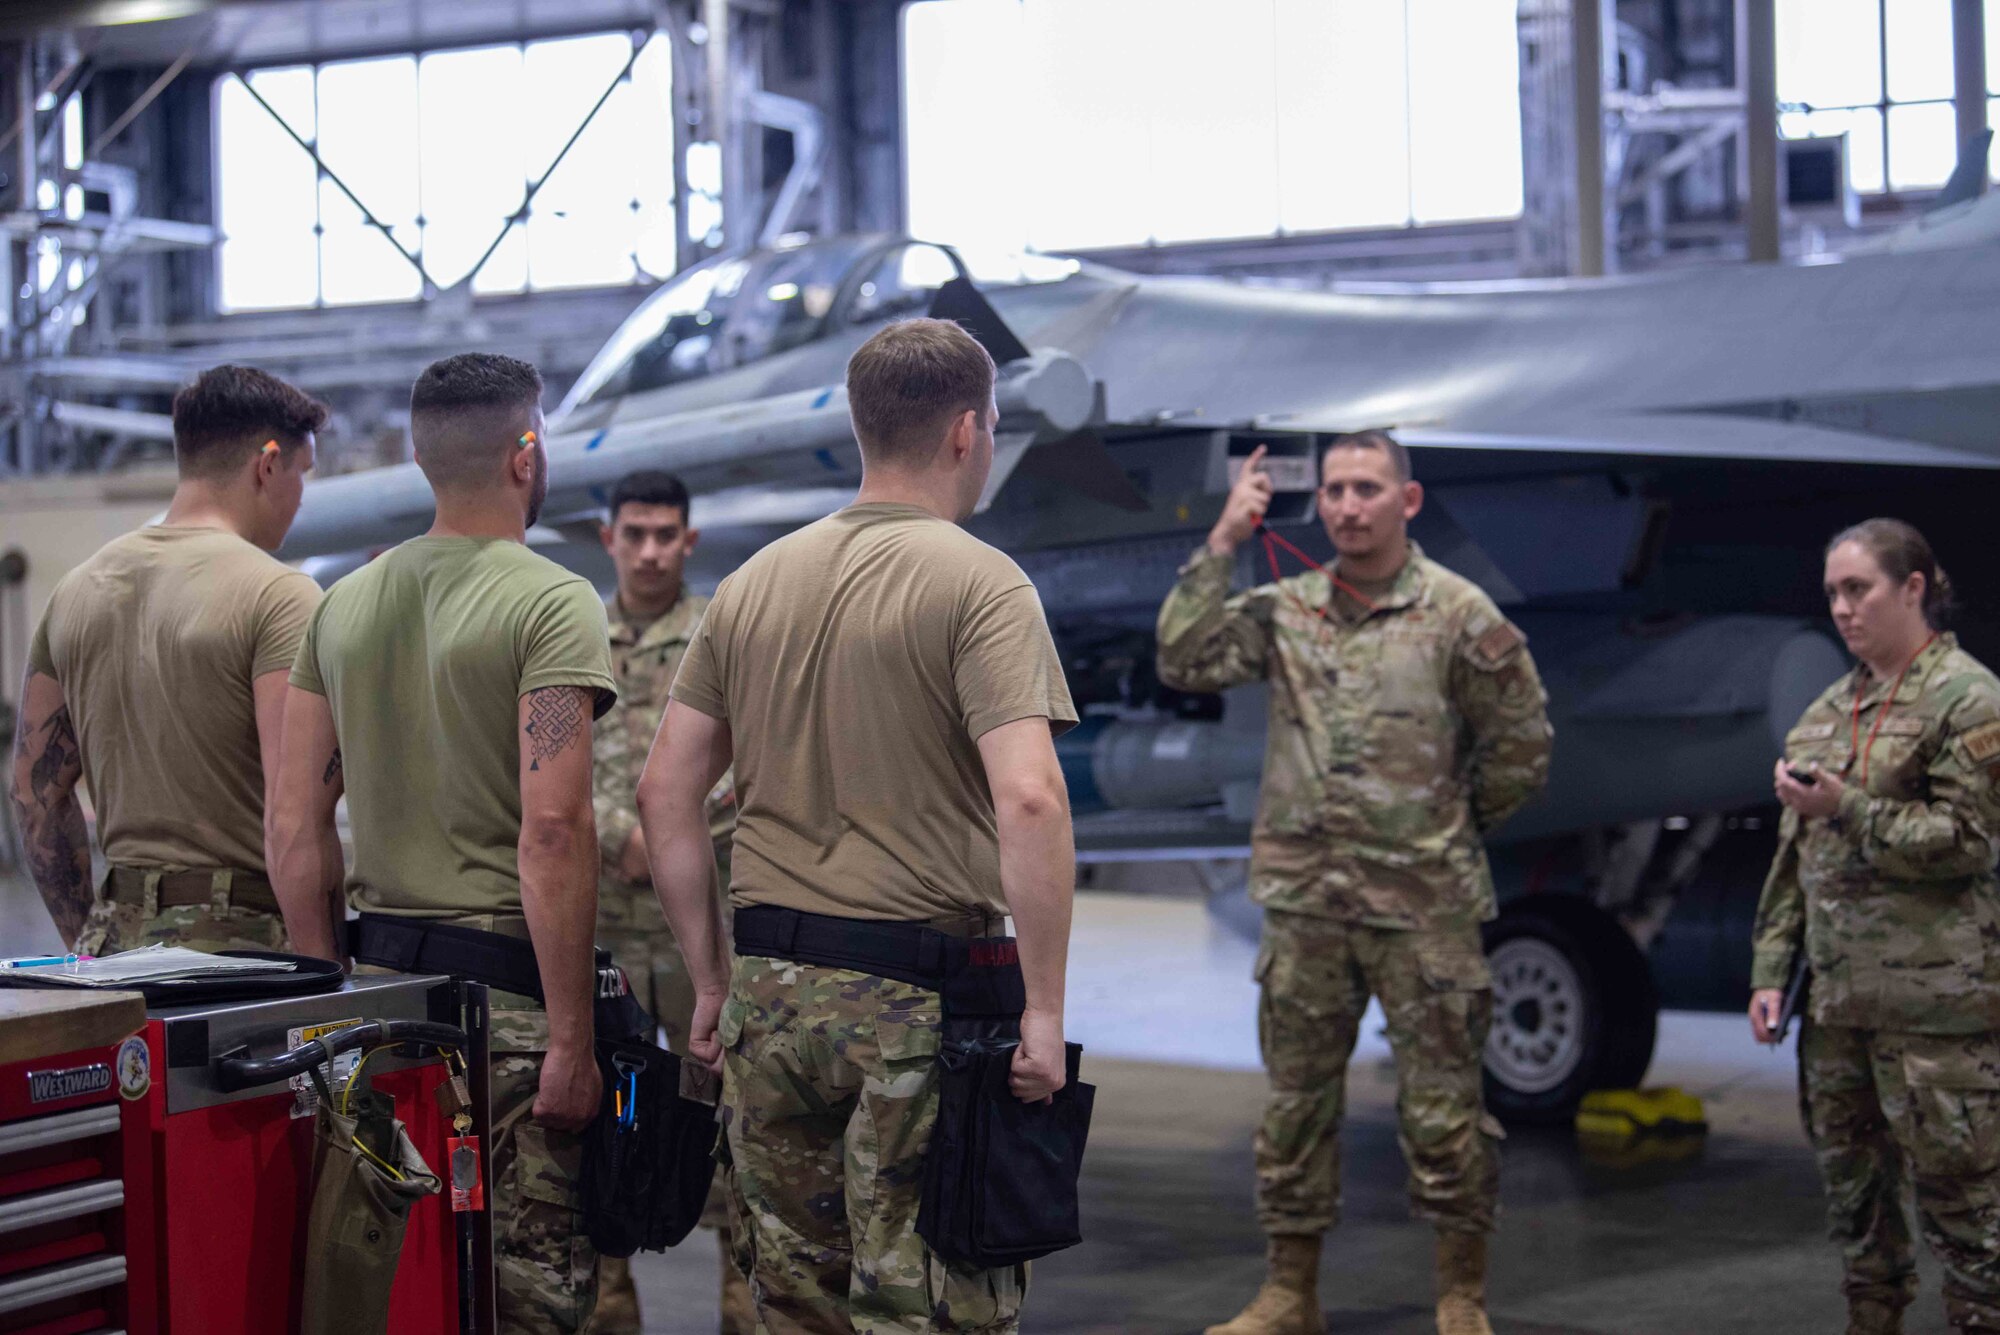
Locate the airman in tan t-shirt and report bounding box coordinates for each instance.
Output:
[670,501,1077,921]
[10,364,326,954]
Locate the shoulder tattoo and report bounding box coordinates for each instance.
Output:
[524,687,587,772]
[322,747,342,786]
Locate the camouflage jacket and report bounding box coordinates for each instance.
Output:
[1157,541,1551,930]
[593,589,735,933]
[1751,633,2000,1033]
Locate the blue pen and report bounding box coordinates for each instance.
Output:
[2,955,75,969]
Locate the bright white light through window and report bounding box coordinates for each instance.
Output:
[215,33,674,311]
[904,0,1521,256]
[1779,0,2000,192]
[1887,100,1957,189]
[1885,0,1954,104]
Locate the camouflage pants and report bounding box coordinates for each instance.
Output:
[1253,910,1500,1237]
[491,1050,599,1334]
[1799,1021,2000,1329]
[74,900,287,956]
[717,954,1027,1334]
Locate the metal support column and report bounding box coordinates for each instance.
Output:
[654,0,705,272]
[1956,0,1989,158]
[1740,0,1780,262]
[1571,0,1607,276]
[15,41,35,214]
[706,0,755,254]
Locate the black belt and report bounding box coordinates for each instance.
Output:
[734,906,1012,989]
[349,913,629,1006]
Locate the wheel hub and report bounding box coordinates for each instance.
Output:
[1486,936,1587,1096]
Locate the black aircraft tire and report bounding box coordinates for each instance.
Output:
[1480,896,1660,1126]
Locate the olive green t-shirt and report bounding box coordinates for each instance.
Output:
[28,526,319,875]
[670,502,1077,921]
[290,537,616,917]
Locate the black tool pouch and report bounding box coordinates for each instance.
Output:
[579,1033,720,1256]
[916,939,1095,1268]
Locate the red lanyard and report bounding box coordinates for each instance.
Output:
[1258,525,1379,625]
[1849,632,1938,786]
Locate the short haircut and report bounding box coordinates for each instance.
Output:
[170,365,329,480]
[1827,517,1955,631]
[1323,428,1413,482]
[609,469,691,524]
[410,353,545,490]
[845,318,997,467]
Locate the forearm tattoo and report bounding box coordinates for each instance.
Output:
[27,703,78,799]
[524,688,587,772]
[322,747,342,786]
[13,705,91,940]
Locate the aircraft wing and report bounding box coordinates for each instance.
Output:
[1380,412,2000,471]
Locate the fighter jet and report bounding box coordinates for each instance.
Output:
[285,215,2000,1120]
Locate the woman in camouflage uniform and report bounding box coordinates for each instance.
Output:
[1750,518,2000,1335]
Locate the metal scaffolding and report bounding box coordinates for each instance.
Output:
[0,0,872,479]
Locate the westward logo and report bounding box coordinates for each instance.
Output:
[27,1063,112,1104]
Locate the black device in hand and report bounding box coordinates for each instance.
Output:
[1786,766,1818,785]
[1776,952,1810,1042]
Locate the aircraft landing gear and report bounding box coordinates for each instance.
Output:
[1481,897,1658,1125]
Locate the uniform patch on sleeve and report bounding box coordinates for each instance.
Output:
[1471,621,1526,669]
[1960,719,2000,763]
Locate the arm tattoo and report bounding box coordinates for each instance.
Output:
[13,705,91,942]
[322,747,342,786]
[28,704,79,800]
[523,688,587,772]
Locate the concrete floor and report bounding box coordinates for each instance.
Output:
[628,894,1952,1335]
[0,878,1952,1331]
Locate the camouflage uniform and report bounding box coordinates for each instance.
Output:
[1157,541,1550,1238]
[592,590,737,1054]
[589,591,741,1334]
[491,1046,597,1332]
[1752,633,2000,1329]
[715,954,1026,1334]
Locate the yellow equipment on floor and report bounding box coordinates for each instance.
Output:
[1575,1086,1708,1138]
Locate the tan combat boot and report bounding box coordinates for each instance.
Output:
[1203,1233,1325,1335]
[589,1254,642,1333]
[1435,1230,1494,1335]
[1845,1297,1903,1335]
[719,1241,757,1335]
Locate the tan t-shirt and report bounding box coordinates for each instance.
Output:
[670,502,1076,921]
[291,537,615,917]
[27,526,320,873]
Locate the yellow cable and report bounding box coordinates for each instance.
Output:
[349,1133,408,1182]
[341,1042,394,1116]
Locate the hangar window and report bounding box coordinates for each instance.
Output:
[901,0,1524,256]
[214,31,675,312]
[1776,0,2000,194]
